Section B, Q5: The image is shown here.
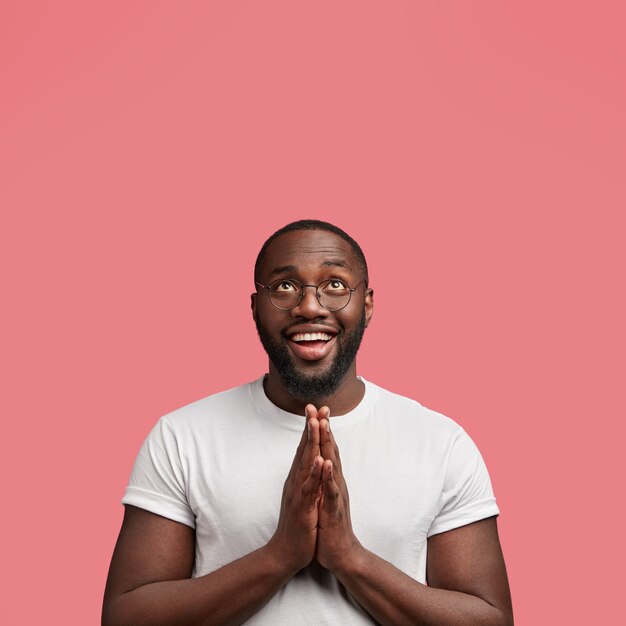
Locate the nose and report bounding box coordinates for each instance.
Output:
[290,284,329,319]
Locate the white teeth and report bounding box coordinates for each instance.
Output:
[291,332,333,342]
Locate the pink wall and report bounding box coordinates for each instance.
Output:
[1,2,623,623]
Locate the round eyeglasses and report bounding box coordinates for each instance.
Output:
[256,278,366,312]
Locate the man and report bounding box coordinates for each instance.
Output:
[103,220,513,625]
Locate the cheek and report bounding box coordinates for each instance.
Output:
[256,307,285,334]
[338,307,365,328]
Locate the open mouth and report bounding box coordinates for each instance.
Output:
[285,330,338,361]
[290,332,334,343]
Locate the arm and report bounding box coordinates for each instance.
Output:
[315,417,513,626]
[102,506,294,626]
[102,408,326,626]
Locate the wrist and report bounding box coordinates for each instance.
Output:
[326,539,368,578]
[265,534,311,577]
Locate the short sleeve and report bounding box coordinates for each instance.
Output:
[122,416,195,528]
[427,428,499,537]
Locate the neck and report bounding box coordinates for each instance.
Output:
[263,363,365,416]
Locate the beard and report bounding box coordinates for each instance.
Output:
[255,312,366,405]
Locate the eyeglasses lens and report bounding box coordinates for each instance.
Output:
[268,279,351,311]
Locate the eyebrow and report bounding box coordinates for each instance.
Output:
[321,259,352,271]
[268,265,297,279]
[267,259,352,279]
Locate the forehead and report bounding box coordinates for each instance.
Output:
[259,229,358,279]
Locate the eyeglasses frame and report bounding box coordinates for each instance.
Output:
[255,277,367,312]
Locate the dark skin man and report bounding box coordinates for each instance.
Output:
[103,224,513,625]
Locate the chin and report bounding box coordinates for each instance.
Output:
[278,362,347,404]
[255,313,366,405]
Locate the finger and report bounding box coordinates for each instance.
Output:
[305,403,318,421]
[326,422,343,476]
[319,412,342,476]
[301,455,323,503]
[321,460,340,511]
[288,405,318,478]
[319,419,331,460]
[318,405,330,442]
[301,404,321,471]
[299,404,318,452]
[302,418,321,471]
[288,415,311,477]
[317,405,330,421]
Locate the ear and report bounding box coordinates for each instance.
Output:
[251,292,258,323]
[364,288,374,328]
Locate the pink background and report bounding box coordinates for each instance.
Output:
[1,2,624,623]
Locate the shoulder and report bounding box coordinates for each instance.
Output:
[157,377,262,434]
[365,379,463,437]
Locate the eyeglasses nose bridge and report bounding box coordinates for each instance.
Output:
[298,283,323,306]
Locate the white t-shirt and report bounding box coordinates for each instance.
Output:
[123,377,499,625]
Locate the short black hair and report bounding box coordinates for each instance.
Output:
[255,219,369,285]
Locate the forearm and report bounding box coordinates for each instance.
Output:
[103,542,297,626]
[334,547,512,626]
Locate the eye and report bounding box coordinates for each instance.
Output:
[327,279,347,290]
[272,280,298,292]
